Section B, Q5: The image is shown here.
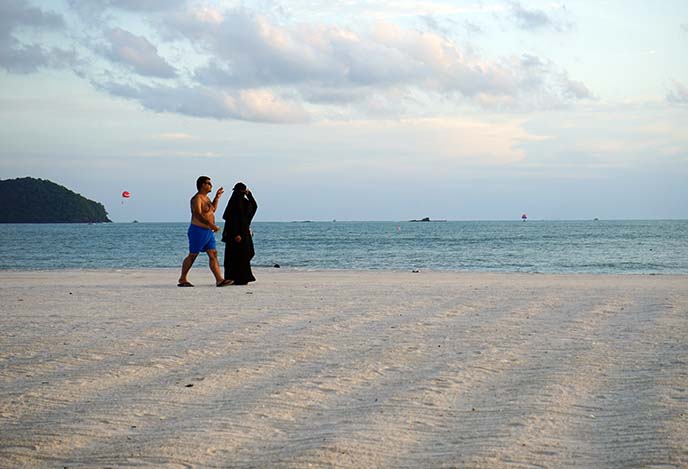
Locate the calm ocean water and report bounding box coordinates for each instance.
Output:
[0,220,686,274]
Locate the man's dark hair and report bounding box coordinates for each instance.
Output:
[196,176,210,190]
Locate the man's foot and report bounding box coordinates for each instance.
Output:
[216,279,234,287]
[177,281,194,287]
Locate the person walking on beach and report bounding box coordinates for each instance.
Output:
[222,182,258,285]
[178,176,233,287]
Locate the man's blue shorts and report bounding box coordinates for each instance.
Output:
[187,224,216,254]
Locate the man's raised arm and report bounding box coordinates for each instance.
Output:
[211,186,224,212]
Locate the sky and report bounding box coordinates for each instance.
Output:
[0,0,686,222]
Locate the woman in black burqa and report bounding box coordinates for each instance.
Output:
[222,182,258,285]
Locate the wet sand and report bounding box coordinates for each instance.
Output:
[0,269,686,468]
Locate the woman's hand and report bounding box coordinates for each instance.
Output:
[234,235,242,242]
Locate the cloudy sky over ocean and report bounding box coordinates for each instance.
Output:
[1,0,686,221]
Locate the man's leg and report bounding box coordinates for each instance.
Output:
[207,249,225,285]
[179,252,198,284]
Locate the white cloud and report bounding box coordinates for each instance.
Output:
[561,76,594,100]
[68,0,186,13]
[96,81,310,123]
[3,2,591,122]
[104,27,176,78]
[154,133,194,140]
[105,0,186,10]
[507,1,572,32]
[0,0,75,73]
[160,7,589,117]
[667,81,688,105]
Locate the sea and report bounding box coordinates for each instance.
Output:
[1,220,687,274]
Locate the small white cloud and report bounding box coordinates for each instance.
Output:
[667,81,688,105]
[507,1,572,32]
[510,2,551,29]
[228,89,311,123]
[562,77,594,100]
[520,54,546,69]
[105,27,176,78]
[135,150,221,159]
[154,133,194,140]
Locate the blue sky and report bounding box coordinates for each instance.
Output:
[1,0,686,221]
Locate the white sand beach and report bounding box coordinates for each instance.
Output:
[0,269,686,468]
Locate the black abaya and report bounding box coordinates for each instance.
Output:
[221,189,257,284]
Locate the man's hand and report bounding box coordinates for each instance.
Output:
[211,224,220,232]
[215,187,224,198]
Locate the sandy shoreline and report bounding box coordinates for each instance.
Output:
[1,269,686,467]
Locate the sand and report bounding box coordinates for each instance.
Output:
[0,268,686,468]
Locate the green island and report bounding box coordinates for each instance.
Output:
[0,177,111,223]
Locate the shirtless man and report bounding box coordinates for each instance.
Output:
[178,176,233,287]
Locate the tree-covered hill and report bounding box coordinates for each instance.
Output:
[0,177,111,223]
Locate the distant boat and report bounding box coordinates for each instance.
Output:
[521,214,528,221]
[593,218,599,221]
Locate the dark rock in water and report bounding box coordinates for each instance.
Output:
[409,217,446,222]
[273,264,281,268]
[0,177,111,223]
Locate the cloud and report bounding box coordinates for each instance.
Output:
[561,76,594,100]
[0,0,64,32]
[168,9,587,105]
[0,42,77,74]
[104,27,176,78]
[10,3,589,122]
[462,20,483,35]
[96,81,310,123]
[154,133,194,140]
[418,15,470,37]
[106,0,186,10]
[0,0,75,73]
[507,2,572,32]
[520,53,545,68]
[60,5,590,121]
[68,0,186,13]
[667,81,688,105]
